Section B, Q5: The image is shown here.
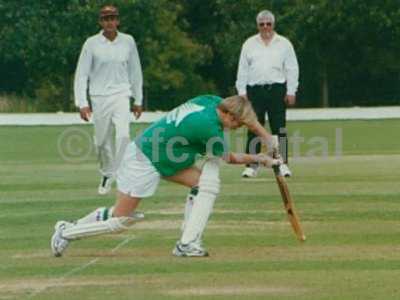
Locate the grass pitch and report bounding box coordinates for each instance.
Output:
[1,119,400,300]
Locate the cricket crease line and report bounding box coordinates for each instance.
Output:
[27,235,136,299]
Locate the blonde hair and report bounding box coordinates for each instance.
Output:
[218,95,257,125]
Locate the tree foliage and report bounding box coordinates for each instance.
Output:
[286,0,400,106]
[0,0,399,110]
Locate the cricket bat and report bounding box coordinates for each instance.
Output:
[273,165,306,242]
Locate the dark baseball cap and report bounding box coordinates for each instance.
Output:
[99,5,119,18]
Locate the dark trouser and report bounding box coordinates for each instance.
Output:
[245,83,288,167]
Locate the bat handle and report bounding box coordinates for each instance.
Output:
[272,165,280,176]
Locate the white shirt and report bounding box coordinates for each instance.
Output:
[74,31,143,108]
[236,33,299,96]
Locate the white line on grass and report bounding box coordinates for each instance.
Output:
[27,235,136,299]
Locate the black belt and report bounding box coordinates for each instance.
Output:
[247,83,285,90]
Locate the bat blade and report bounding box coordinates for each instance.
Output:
[273,166,306,242]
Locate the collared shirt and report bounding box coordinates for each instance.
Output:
[236,33,299,96]
[74,31,143,108]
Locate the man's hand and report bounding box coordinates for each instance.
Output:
[79,106,92,122]
[132,105,142,120]
[240,94,249,101]
[284,95,296,107]
[256,154,283,168]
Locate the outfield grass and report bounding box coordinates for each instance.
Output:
[1,120,400,300]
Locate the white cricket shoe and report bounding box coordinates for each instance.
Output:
[51,221,72,257]
[241,166,259,178]
[279,164,292,177]
[98,176,113,195]
[172,241,209,257]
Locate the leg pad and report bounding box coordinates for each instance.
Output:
[62,217,135,240]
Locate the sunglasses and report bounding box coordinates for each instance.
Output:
[258,22,273,27]
[100,15,118,21]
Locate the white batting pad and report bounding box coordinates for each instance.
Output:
[180,158,220,244]
[62,216,135,240]
[181,187,199,232]
[76,207,111,224]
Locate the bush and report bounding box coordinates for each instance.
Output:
[34,80,63,112]
[0,94,37,112]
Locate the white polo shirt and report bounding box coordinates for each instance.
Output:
[74,31,143,108]
[235,33,299,96]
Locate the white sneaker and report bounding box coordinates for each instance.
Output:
[279,164,292,177]
[241,166,259,178]
[98,176,113,195]
[172,241,209,257]
[51,221,72,257]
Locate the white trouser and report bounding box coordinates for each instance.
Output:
[91,93,131,178]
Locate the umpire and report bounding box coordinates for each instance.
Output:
[236,9,299,178]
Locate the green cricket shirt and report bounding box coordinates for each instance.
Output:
[135,95,227,176]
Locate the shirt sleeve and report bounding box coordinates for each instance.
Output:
[284,41,299,96]
[73,40,92,108]
[128,37,143,106]
[235,43,249,96]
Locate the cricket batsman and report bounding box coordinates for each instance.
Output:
[51,95,281,257]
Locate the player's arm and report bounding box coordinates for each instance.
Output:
[223,152,281,168]
[128,37,143,119]
[245,120,279,157]
[283,41,299,107]
[235,43,249,97]
[74,40,93,121]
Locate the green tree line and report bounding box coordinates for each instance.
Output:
[0,0,399,111]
